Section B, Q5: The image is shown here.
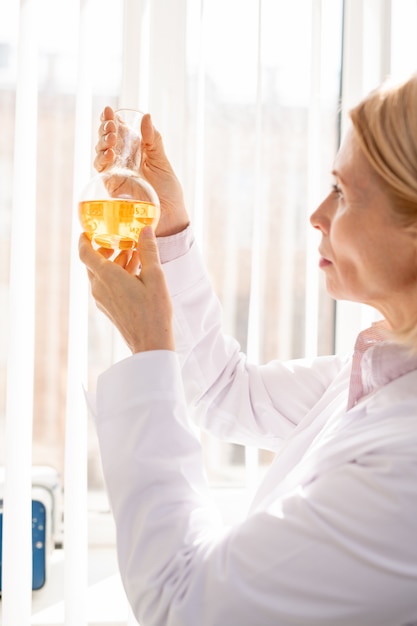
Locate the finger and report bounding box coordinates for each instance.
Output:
[140,115,172,171]
[96,246,115,259]
[125,249,141,275]
[113,249,132,268]
[95,131,117,154]
[141,114,166,156]
[100,119,116,135]
[137,226,161,271]
[78,233,106,273]
[95,111,117,173]
[141,113,155,146]
[93,148,115,172]
[100,106,116,122]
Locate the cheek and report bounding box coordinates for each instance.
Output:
[328,224,373,295]
[330,208,381,266]
[331,223,366,268]
[382,236,417,285]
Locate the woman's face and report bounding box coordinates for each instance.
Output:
[310,127,417,329]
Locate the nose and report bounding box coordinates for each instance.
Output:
[310,193,332,235]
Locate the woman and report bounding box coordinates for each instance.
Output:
[79,74,417,625]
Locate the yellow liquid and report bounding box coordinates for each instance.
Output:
[79,199,159,250]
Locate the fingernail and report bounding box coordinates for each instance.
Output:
[141,226,154,238]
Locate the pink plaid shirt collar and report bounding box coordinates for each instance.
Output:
[347,321,417,410]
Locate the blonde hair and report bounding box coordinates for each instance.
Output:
[349,73,417,349]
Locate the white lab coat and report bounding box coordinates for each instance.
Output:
[93,240,417,626]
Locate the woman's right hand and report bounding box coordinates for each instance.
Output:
[94,106,190,238]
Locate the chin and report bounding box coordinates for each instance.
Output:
[325,282,356,303]
[324,280,342,300]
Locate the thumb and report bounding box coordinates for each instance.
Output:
[138,226,161,269]
[141,113,157,149]
[141,114,169,163]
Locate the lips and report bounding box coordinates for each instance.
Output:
[318,249,332,268]
[319,257,332,268]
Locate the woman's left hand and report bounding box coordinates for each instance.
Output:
[78,227,175,354]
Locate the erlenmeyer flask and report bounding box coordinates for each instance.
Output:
[79,109,160,250]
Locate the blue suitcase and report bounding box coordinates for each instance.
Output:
[0,499,47,591]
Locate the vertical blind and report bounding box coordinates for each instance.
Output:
[0,0,416,623]
[2,1,38,622]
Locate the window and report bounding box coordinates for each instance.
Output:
[1,0,416,622]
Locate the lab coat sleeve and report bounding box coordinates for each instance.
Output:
[162,240,347,450]
[95,350,417,626]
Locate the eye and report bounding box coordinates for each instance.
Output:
[331,183,343,198]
